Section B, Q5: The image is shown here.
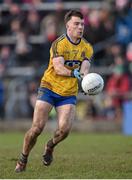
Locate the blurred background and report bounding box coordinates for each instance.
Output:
[0,0,131,134]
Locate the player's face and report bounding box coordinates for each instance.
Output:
[66,16,84,39]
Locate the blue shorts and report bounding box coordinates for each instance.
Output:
[37,88,77,107]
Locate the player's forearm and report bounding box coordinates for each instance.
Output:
[53,57,72,77]
[54,64,72,77]
[80,60,90,76]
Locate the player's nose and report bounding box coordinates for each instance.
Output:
[78,24,83,30]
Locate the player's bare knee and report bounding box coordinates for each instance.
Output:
[61,125,71,136]
[61,129,69,139]
[55,128,70,140]
[31,126,43,137]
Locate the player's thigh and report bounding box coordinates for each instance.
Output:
[32,100,53,128]
[56,104,76,129]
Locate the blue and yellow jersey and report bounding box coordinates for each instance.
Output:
[40,34,93,96]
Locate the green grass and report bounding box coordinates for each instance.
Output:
[0,132,132,179]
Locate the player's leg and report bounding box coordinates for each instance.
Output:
[43,104,75,166]
[15,100,53,172]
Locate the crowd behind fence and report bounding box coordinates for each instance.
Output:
[0,0,132,123]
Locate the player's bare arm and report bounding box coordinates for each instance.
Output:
[80,60,91,77]
[53,56,72,76]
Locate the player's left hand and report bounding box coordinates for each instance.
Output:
[71,69,82,80]
[80,89,87,95]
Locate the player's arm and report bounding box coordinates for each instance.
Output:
[53,56,71,76]
[52,40,81,79]
[80,60,91,77]
[52,40,72,77]
[80,42,93,77]
[53,57,81,80]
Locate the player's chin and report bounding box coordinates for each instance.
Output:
[76,34,82,39]
[77,33,83,38]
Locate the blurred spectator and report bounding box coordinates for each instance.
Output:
[99,8,115,38]
[2,0,23,4]
[110,43,124,57]
[126,42,132,62]
[15,31,32,66]
[0,46,16,75]
[43,0,62,2]
[0,80,5,120]
[55,1,65,35]
[27,80,38,117]
[101,43,124,67]
[9,3,24,21]
[84,99,98,121]
[84,9,114,44]
[115,0,132,46]
[83,8,115,66]
[1,0,12,4]
[22,0,42,5]
[9,19,21,35]
[105,55,131,121]
[0,10,11,35]
[9,3,26,32]
[40,13,58,42]
[126,43,132,75]
[39,13,59,69]
[5,79,31,119]
[21,0,32,4]
[25,9,40,35]
[84,10,101,44]
[80,5,90,26]
[102,96,115,120]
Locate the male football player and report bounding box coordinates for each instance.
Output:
[15,9,93,172]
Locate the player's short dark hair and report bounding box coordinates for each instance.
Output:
[64,9,84,24]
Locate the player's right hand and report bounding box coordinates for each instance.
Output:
[71,69,81,80]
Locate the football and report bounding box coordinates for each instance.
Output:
[81,73,104,95]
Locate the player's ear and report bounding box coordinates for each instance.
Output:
[66,22,69,29]
[66,24,68,29]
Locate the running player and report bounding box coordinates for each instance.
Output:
[15,9,93,172]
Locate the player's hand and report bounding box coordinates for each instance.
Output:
[71,69,82,80]
[83,91,87,95]
[80,89,87,95]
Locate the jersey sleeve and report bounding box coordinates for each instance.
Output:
[51,40,64,58]
[84,43,94,62]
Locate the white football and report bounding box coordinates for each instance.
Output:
[81,73,104,95]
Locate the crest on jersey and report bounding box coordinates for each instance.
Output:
[81,51,85,59]
[64,60,81,70]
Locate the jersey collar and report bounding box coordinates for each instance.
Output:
[66,34,81,45]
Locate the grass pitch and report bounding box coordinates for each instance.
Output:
[0,132,132,179]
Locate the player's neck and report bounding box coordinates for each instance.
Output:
[66,33,81,45]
